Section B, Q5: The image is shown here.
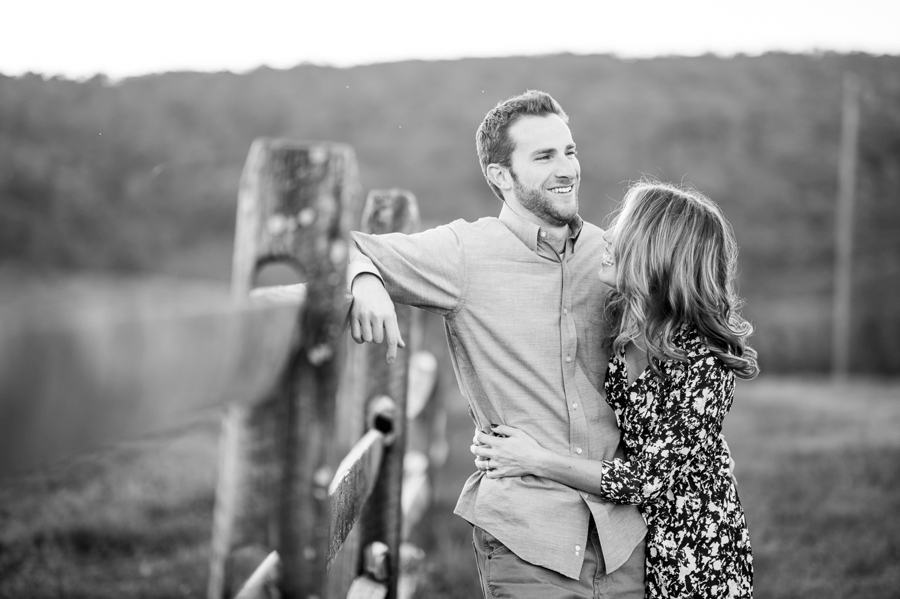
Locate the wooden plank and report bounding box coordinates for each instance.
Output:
[210,138,361,599]
[356,190,420,599]
[346,577,387,599]
[250,283,308,306]
[326,337,369,599]
[327,429,385,567]
[0,279,304,474]
[405,351,438,421]
[228,425,388,598]
[400,452,430,542]
[233,551,282,599]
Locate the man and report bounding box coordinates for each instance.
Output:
[347,90,646,598]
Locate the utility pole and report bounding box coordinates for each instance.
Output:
[831,72,861,378]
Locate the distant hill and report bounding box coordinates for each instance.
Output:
[1,53,898,373]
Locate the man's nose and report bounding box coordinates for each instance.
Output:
[554,155,578,180]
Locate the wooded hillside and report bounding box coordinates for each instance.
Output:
[2,53,898,373]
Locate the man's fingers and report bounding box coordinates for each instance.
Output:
[360,318,374,343]
[350,318,363,344]
[384,317,402,364]
[491,424,515,436]
[385,325,398,364]
[371,318,385,344]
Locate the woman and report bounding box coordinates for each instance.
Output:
[471,180,757,598]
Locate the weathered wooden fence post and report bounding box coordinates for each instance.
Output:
[208,138,361,599]
[0,141,439,599]
[352,190,420,599]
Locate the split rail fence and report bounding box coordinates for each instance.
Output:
[0,138,446,599]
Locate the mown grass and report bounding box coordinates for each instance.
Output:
[0,417,220,598]
[409,377,900,599]
[724,379,900,599]
[1,378,898,598]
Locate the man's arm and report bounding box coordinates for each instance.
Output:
[348,247,405,363]
[347,225,466,361]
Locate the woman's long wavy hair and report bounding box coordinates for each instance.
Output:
[603,179,759,380]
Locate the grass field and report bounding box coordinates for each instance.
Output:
[1,377,898,598]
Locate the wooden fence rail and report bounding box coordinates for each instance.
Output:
[0,138,442,599]
[0,278,306,474]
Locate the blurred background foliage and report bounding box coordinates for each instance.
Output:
[1,52,899,373]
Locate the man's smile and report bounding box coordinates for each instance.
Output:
[549,185,574,194]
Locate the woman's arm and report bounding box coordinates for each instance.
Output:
[471,357,729,505]
[471,426,609,495]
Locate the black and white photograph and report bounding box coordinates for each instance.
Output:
[1,2,898,598]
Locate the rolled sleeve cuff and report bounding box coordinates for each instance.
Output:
[346,260,385,293]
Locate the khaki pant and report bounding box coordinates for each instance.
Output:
[472,524,645,599]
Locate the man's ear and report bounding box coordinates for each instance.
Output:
[486,163,513,193]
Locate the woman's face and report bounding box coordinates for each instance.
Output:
[597,227,618,288]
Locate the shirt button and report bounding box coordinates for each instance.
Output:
[540,231,547,238]
[566,356,572,363]
[563,308,568,315]
[576,448,583,455]
[575,545,581,553]
[572,402,578,409]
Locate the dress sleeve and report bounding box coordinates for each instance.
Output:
[598,356,730,505]
[349,225,467,317]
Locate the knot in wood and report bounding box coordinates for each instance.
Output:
[308,146,328,165]
[363,542,390,581]
[266,214,290,236]
[366,395,398,446]
[297,207,316,227]
[330,240,348,265]
[307,343,334,366]
[313,465,333,488]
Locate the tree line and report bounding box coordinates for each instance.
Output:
[1,52,898,373]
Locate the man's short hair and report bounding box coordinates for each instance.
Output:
[476,90,569,201]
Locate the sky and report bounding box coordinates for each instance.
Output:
[3,0,898,80]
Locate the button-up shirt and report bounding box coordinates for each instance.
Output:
[348,204,646,579]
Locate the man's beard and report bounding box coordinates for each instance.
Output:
[511,171,578,227]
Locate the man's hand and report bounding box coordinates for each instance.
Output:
[349,273,406,363]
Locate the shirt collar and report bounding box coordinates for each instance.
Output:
[498,203,585,255]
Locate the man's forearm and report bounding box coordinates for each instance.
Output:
[348,228,465,316]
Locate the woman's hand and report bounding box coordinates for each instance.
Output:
[469,425,549,479]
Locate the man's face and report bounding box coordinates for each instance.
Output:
[506,114,580,227]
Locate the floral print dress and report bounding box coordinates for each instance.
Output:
[600,325,753,598]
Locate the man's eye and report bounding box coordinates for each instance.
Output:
[567,150,578,156]
[535,155,550,161]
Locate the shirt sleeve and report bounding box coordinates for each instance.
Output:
[348,225,467,317]
[597,356,729,505]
